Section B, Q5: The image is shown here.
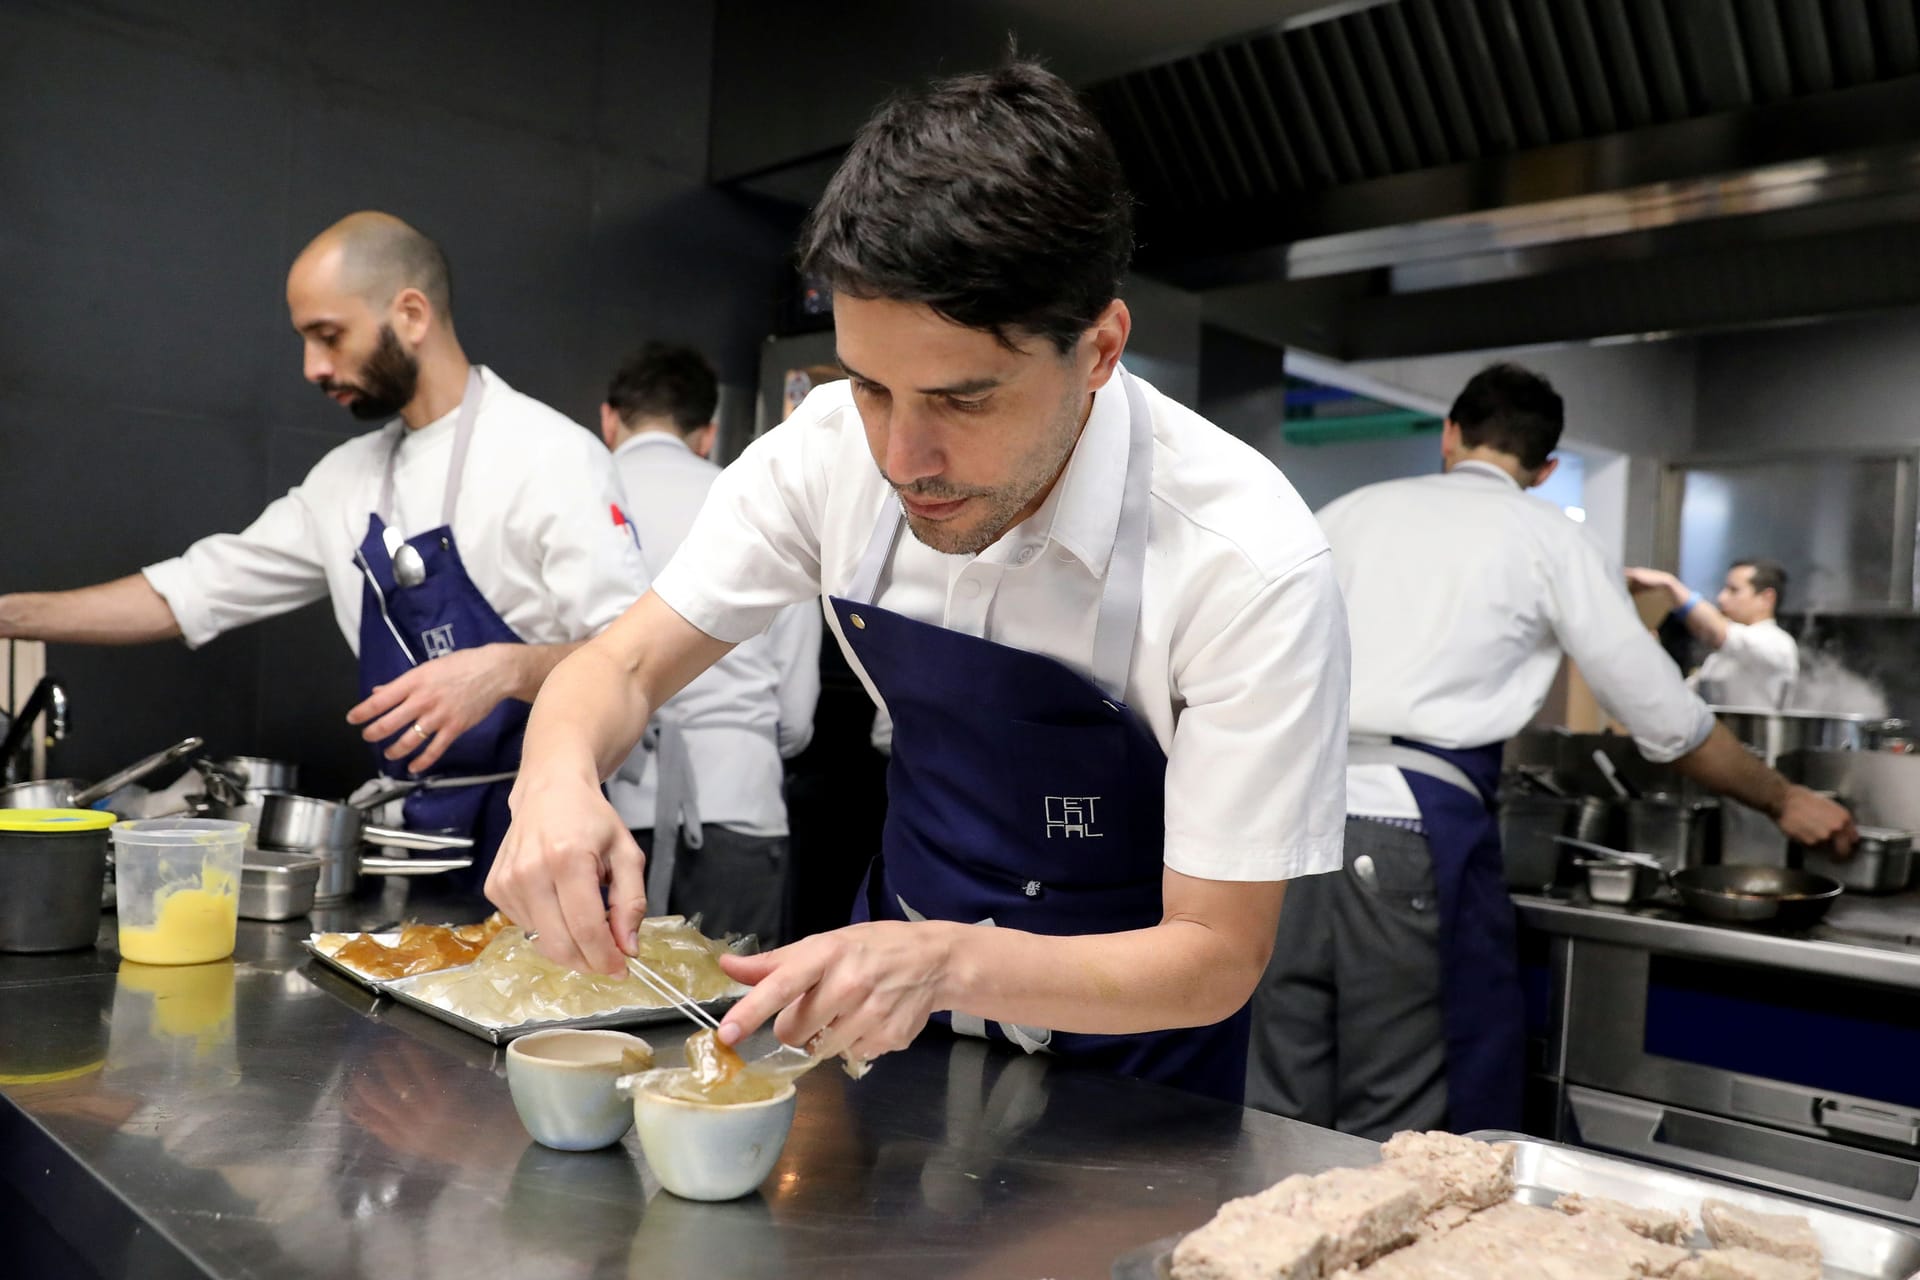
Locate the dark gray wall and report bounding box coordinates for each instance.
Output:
[2,0,799,796]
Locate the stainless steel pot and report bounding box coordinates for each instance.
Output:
[1798,826,1914,895]
[1711,707,1914,765]
[251,791,471,904]
[1625,794,1720,872]
[210,756,299,792]
[194,756,300,828]
[1499,794,1582,890]
[0,737,205,811]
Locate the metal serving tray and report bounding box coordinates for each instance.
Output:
[1111,1133,1920,1279]
[301,933,746,1045]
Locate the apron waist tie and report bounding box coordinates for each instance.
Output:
[1348,736,1482,801]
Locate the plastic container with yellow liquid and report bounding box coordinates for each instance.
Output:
[109,819,248,965]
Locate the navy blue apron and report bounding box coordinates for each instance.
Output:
[353,368,528,880]
[830,369,1252,1104]
[1375,736,1524,1132]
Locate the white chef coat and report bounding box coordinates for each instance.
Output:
[604,431,822,836]
[649,369,1350,883]
[1319,461,1716,820]
[1690,617,1799,710]
[143,366,648,652]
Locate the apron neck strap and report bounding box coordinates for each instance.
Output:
[844,365,1154,700]
[377,366,487,531]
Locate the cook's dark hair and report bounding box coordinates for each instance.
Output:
[798,59,1134,354]
[606,342,717,433]
[1449,363,1564,470]
[1734,557,1789,609]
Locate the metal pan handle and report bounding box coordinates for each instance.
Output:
[360,855,474,876]
[361,825,474,852]
[71,736,205,807]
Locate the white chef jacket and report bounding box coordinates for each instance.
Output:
[1690,617,1799,710]
[143,366,648,652]
[649,369,1350,883]
[604,432,822,836]
[1319,461,1716,820]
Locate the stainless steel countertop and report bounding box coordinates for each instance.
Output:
[0,882,1372,1279]
[1514,887,1920,990]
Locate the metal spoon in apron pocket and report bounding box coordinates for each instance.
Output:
[383,526,427,589]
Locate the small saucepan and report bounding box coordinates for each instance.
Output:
[248,791,472,904]
[1557,836,1843,929]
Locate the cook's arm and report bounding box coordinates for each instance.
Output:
[1627,567,1730,648]
[486,591,734,973]
[717,870,1284,1057]
[0,576,182,644]
[1671,723,1856,851]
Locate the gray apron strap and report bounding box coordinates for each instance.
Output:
[842,364,1154,700]
[843,497,901,606]
[1089,368,1153,699]
[644,715,704,916]
[377,366,487,529]
[1348,736,1481,801]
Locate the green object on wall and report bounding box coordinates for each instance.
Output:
[1281,411,1443,446]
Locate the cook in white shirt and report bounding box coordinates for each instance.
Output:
[0,213,646,869]
[1247,363,1854,1137]
[1627,560,1799,710]
[598,341,822,945]
[488,62,1347,1099]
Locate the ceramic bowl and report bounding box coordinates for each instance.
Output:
[629,1069,797,1201]
[505,1029,653,1151]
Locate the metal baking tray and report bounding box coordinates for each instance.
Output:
[1111,1133,1920,1280]
[301,933,746,1045]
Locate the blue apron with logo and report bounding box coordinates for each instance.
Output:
[831,369,1251,1104]
[353,368,528,879]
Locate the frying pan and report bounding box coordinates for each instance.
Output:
[1555,836,1843,929]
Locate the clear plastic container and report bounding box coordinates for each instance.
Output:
[109,818,248,965]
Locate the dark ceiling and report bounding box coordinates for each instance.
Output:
[715,0,1920,359]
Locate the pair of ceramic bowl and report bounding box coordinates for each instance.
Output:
[503,1028,795,1201]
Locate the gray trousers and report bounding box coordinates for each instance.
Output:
[631,824,792,948]
[1245,817,1448,1140]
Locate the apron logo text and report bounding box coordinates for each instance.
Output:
[1044,796,1103,838]
[422,624,456,659]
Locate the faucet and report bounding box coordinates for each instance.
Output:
[1,676,69,785]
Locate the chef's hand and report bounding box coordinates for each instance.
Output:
[1625,567,1685,604]
[1775,784,1858,856]
[485,775,645,976]
[714,921,955,1063]
[347,644,519,774]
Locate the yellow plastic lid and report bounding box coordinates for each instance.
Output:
[0,808,118,833]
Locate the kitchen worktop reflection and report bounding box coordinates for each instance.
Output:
[1,883,1373,1278]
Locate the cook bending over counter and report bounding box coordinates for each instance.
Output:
[487,60,1351,1104]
